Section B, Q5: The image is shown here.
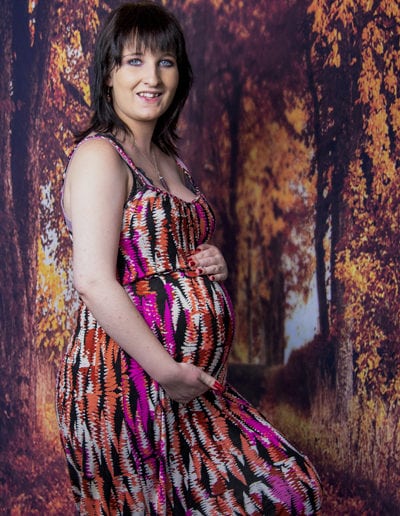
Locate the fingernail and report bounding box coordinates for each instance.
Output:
[212,381,225,394]
[189,260,196,267]
[210,275,215,281]
[197,267,204,274]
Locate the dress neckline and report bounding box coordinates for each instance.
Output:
[91,133,202,206]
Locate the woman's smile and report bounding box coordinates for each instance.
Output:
[137,91,162,98]
[136,90,164,104]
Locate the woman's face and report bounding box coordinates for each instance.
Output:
[108,42,179,131]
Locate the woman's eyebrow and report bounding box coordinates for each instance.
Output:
[122,51,143,57]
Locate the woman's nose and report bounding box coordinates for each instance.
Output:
[143,63,160,85]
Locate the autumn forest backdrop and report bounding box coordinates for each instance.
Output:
[0,0,399,514]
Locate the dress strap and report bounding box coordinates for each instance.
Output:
[81,133,150,185]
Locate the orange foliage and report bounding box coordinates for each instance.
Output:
[309,0,400,402]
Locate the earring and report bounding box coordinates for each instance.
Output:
[106,87,112,103]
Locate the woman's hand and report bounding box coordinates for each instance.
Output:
[189,243,228,281]
[159,362,223,403]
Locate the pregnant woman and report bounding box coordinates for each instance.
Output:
[56,2,322,514]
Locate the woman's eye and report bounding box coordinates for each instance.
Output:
[128,58,142,66]
[159,59,175,68]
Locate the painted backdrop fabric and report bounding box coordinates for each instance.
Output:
[0,1,399,514]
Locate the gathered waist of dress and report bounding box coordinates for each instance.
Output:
[120,266,201,287]
[118,247,210,286]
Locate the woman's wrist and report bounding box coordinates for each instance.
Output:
[148,356,180,385]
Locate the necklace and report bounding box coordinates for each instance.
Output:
[151,147,170,192]
[134,141,170,192]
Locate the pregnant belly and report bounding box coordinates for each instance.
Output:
[125,271,235,377]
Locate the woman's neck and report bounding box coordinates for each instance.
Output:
[118,129,155,157]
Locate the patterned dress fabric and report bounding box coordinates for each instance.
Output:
[56,135,322,515]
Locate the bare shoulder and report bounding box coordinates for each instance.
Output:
[63,137,130,218]
[67,137,124,177]
[65,137,129,197]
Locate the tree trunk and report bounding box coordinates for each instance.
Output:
[331,178,353,418]
[264,236,285,366]
[219,78,242,304]
[305,25,330,339]
[0,0,34,448]
[330,25,363,418]
[0,0,52,447]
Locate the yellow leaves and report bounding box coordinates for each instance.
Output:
[375,39,384,55]
[307,0,328,34]
[384,65,397,96]
[81,82,91,107]
[336,250,378,296]
[389,99,400,139]
[356,346,380,372]
[46,4,97,114]
[36,237,75,353]
[284,95,308,135]
[356,18,399,191]
[364,110,391,175]
[358,48,377,104]
[243,95,255,114]
[360,0,374,11]
[362,22,385,55]
[29,21,35,47]
[329,41,341,68]
[209,0,224,9]
[65,28,91,106]
[233,88,315,362]
[308,1,363,68]
[344,158,367,210]
[28,0,38,46]
[238,118,313,231]
[48,42,68,111]
[89,2,101,31]
[69,28,81,52]
[51,42,68,72]
[306,0,400,428]
[28,0,36,14]
[309,0,400,78]
[380,0,400,19]
[325,28,342,67]
[336,221,399,399]
[358,18,399,120]
[333,0,356,29]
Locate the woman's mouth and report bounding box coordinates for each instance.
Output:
[137,92,162,99]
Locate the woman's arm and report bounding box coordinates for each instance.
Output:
[64,139,217,403]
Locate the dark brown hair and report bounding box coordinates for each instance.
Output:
[76,1,193,155]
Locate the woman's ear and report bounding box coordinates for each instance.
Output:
[106,86,112,103]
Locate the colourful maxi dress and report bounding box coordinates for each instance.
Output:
[56,134,322,515]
